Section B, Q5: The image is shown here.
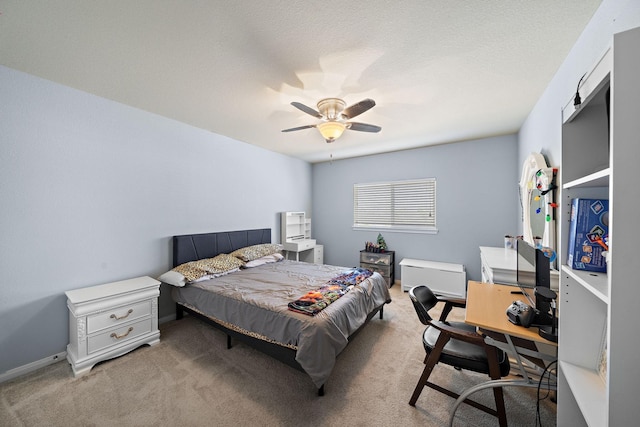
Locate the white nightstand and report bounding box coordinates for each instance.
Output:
[65,276,160,377]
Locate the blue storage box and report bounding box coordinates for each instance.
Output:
[567,198,609,272]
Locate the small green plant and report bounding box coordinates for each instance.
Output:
[377,233,387,250]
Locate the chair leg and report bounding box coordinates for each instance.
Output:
[486,346,508,427]
[491,386,508,427]
[409,333,448,406]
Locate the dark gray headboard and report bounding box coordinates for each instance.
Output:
[172,228,271,267]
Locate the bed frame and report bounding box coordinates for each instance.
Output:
[172,228,385,395]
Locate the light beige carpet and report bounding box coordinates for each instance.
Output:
[0,285,556,426]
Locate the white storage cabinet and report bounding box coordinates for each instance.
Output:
[400,258,466,298]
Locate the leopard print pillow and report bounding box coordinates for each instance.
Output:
[173,254,245,282]
[230,244,283,262]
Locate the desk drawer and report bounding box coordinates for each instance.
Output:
[297,240,315,251]
[87,318,152,354]
[87,300,151,334]
[284,239,316,252]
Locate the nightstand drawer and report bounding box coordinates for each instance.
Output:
[87,318,152,355]
[360,251,392,265]
[363,264,391,277]
[87,300,151,334]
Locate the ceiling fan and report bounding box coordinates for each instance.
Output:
[282,98,381,143]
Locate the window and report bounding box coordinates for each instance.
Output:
[353,178,437,233]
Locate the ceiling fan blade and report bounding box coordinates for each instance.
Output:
[281,124,316,132]
[342,99,376,119]
[291,102,323,118]
[347,122,381,133]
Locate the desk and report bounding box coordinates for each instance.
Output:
[449,281,558,426]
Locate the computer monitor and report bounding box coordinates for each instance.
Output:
[516,240,557,341]
[516,239,550,289]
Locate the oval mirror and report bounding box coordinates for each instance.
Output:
[519,153,558,261]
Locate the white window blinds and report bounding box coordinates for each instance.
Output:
[353,178,437,233]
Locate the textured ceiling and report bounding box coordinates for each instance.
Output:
[0,1,601,163]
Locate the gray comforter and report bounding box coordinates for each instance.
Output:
[171,260,391,387]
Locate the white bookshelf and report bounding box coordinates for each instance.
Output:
[280,212,321,263]
[557,26,640,426]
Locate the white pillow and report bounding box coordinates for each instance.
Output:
[158,268,241,287]
[158,270,188,287]
[244,252,284,268]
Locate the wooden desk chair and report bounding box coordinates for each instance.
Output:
[408,285,511,427]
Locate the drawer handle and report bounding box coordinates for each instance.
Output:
[110,309,133,320]
[110,327,133,340]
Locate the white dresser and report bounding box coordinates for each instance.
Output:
[480,246,559,290]
[65,276,160,377]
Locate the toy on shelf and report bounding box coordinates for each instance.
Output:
[364,234,388,253]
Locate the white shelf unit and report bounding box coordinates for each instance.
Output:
[304,218,312,239]
[558,26,640,427]
[281,211,306,242]
[280,211,319,263]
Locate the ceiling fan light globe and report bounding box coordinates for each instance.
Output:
[317,121,346,142]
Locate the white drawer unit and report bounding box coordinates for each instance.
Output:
[313,244,323,264]
[360,250,395,287]
[65,276,160,377]
[299,244,324,264]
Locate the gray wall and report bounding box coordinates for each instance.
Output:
[311,135,519,284]
[0,66,311,374]
[518,0,640,227]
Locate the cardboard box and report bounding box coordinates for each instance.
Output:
[567,198,609,272]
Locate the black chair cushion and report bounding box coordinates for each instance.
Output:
[423,322,510,377]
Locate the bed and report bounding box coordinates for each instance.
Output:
[165,228,392,395]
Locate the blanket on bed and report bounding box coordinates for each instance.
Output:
[288,268,373,316]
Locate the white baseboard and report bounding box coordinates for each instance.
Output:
[0,351,67,384]
[1,313,179,384]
